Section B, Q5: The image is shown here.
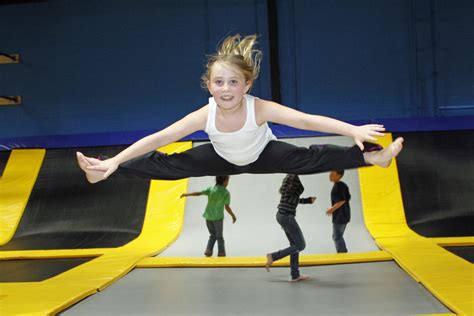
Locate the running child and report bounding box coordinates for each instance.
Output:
[265,174,316,282]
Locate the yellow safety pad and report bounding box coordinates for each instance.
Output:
[0,142,191,316]
[416,314,456,316]
[359,134,415,239]
[0,249,106,260]
[381,238,473,315]
[137,251,392,268]
[0,149,45,246]
[429,237,474,247]
[359,133,473,316]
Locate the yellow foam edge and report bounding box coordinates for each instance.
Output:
[137,251,392,268]
[0,149,45,246]
[429,237,474,247]
[0,142,191,315]
[359,134,471,316]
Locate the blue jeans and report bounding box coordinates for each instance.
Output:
[271,212,306,280]
[332,223,348,253]
[206,219,225,255]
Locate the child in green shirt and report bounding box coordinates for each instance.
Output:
[181,176,236,257]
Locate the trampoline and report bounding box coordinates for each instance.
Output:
[2,135,469,315]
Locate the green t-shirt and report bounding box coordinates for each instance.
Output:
[201,185,231,221]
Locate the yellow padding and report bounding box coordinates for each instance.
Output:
[416,313,456,316]
[137,251,392,268]
[359,135,414,239]
[0,142,191,316]
[429,237,474,247]
[359,134,473,316]
[0,149,45,246]
[381,238,473,315]
[0,249,106,260]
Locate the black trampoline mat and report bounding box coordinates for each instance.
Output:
[0,150,10,177]
[0,146,150,250]
[443,246,474,264]
[394,131,474,237]
[0,257,95,282]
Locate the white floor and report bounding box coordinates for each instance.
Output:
[160,136,379,257]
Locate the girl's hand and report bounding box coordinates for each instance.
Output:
[351,124,385,150]
[232,215,237,224]
[83,155,119,179]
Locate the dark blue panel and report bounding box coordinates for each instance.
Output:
[277,0,414,120]
[0,0,208,138]
[435,0,474,116]
[0,0,270,138]
[206,0,271,100]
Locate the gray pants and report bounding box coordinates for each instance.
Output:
[271,212,306,280]
[332,223,348,253]
[206,219,225,255]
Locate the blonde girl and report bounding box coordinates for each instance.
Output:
[77,34,403,183]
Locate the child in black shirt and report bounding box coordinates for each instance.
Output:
[326,170,351,253]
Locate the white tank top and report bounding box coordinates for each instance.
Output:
[205,94,277,166]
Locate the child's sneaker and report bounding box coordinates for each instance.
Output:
[217,252,226,257]
[204,250,212,257]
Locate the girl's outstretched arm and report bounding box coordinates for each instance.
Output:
[77,105,208,180]
[255,99,385,150]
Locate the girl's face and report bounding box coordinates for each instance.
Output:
[207,62,251,110]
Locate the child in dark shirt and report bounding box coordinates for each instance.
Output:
[265,174,316,282]
[326,170,351,253]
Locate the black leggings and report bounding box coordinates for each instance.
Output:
[115,140,374,180]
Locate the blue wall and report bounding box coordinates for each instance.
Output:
[435,0,474,115]
[276,0,474,120]
[0,0,270,138]
[0,0,473,144]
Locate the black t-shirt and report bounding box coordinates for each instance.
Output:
[331,181,351,224]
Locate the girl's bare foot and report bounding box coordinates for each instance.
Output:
[265,254,273,272]
[290,275,310,282]
[76,152,105,184]
[363,137,404,168]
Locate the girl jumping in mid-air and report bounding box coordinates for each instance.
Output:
[77,34,403,184]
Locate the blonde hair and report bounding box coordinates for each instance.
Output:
[201,34,262,89]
